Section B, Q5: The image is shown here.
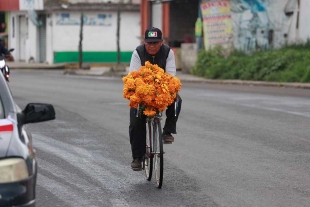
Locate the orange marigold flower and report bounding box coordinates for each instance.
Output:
[136,84,154,96]
[135,78,144,86]
[129,101,139,108]
[143,107,156,116]
[145,61,152,68]
[125,78,135,89]
[130,70,139,78]
[123,61,182,117]
[130,94,141,103]
[143,95,153,105]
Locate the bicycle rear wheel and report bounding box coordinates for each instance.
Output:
[144,121,153,181]
[153,119,163,188]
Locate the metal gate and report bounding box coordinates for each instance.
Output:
[19,15,28,62]
[38,14,46,63]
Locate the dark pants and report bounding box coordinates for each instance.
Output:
[129,94,182,158]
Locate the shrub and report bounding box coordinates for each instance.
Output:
[191,41,310,83]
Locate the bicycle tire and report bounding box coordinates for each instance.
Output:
[144,120,153,181]
[153,119,163,188]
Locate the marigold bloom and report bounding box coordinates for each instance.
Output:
[122,61,182,117]
[143,107,156,116]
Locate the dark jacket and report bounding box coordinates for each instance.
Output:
[135,44,171,71]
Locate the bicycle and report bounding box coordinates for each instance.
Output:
[143,111,164,188]
[135,98,179,189]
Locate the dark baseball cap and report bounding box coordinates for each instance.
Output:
[144,27,163,43]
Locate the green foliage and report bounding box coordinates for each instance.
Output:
[191,41,310,83]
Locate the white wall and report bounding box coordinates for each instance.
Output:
[300,0,310,41]
[9,11,41,62]
[27,18,38,62]
[8,13,17,59]
[152,3,162,29]
[10,3,140,64]
[52,11,140,52]
[120,12,141,51]
[8,11,26,61]
[46,15,54,64]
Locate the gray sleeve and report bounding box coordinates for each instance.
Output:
[129,50,142,72]
[165,49,176,76]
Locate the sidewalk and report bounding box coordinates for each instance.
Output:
[9,62,67,69]
[9,62,310,89]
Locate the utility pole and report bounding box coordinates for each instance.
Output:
[116,1,121,65]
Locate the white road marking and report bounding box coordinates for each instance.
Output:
[199,91,310,118]
[37,158,96,191]
[38,174,94,207]
[33,133,148,207]
[110,199,131,207]
[33,134,138,193]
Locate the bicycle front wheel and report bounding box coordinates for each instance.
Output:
[153,118,163,188]
[144,121,153,181]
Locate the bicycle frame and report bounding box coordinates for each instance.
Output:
[146,112,162,159]
[142,111,164,188]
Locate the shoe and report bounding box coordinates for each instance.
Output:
[131,157,143,171]
[163,131,174,144]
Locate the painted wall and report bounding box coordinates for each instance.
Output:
[19,0,44,10]
[51,11,140,63]
[230,0,300,52]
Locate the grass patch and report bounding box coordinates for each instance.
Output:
[191,42,310,83]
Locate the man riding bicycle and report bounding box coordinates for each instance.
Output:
[128,27,182,171]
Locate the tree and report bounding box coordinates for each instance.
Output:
[116,2,121,65]
[113,0,126,71]
[79,12,84,69]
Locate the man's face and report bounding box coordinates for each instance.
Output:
[144,40,163,56]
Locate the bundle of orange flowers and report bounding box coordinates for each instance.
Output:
[122,61,182,117]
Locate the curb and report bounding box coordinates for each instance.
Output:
[10,64,66,70]
[188,79,310,89]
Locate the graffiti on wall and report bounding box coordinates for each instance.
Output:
[56,13,113,26]
[200,1,233,50]
[20,0,35,9]
[231,0,272,51]
[200,0,299,52]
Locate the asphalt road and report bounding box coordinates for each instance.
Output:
[8,69,310,207]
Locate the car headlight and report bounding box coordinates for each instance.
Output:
[0,158,29,184]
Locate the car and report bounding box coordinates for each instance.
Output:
[0,73,55,207]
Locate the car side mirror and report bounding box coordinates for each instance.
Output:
[22,103,55,124]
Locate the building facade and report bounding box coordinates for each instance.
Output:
[1,0,140,64]
[144,0,310,71]
[2,0,309,67]
[200,0,310,52]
